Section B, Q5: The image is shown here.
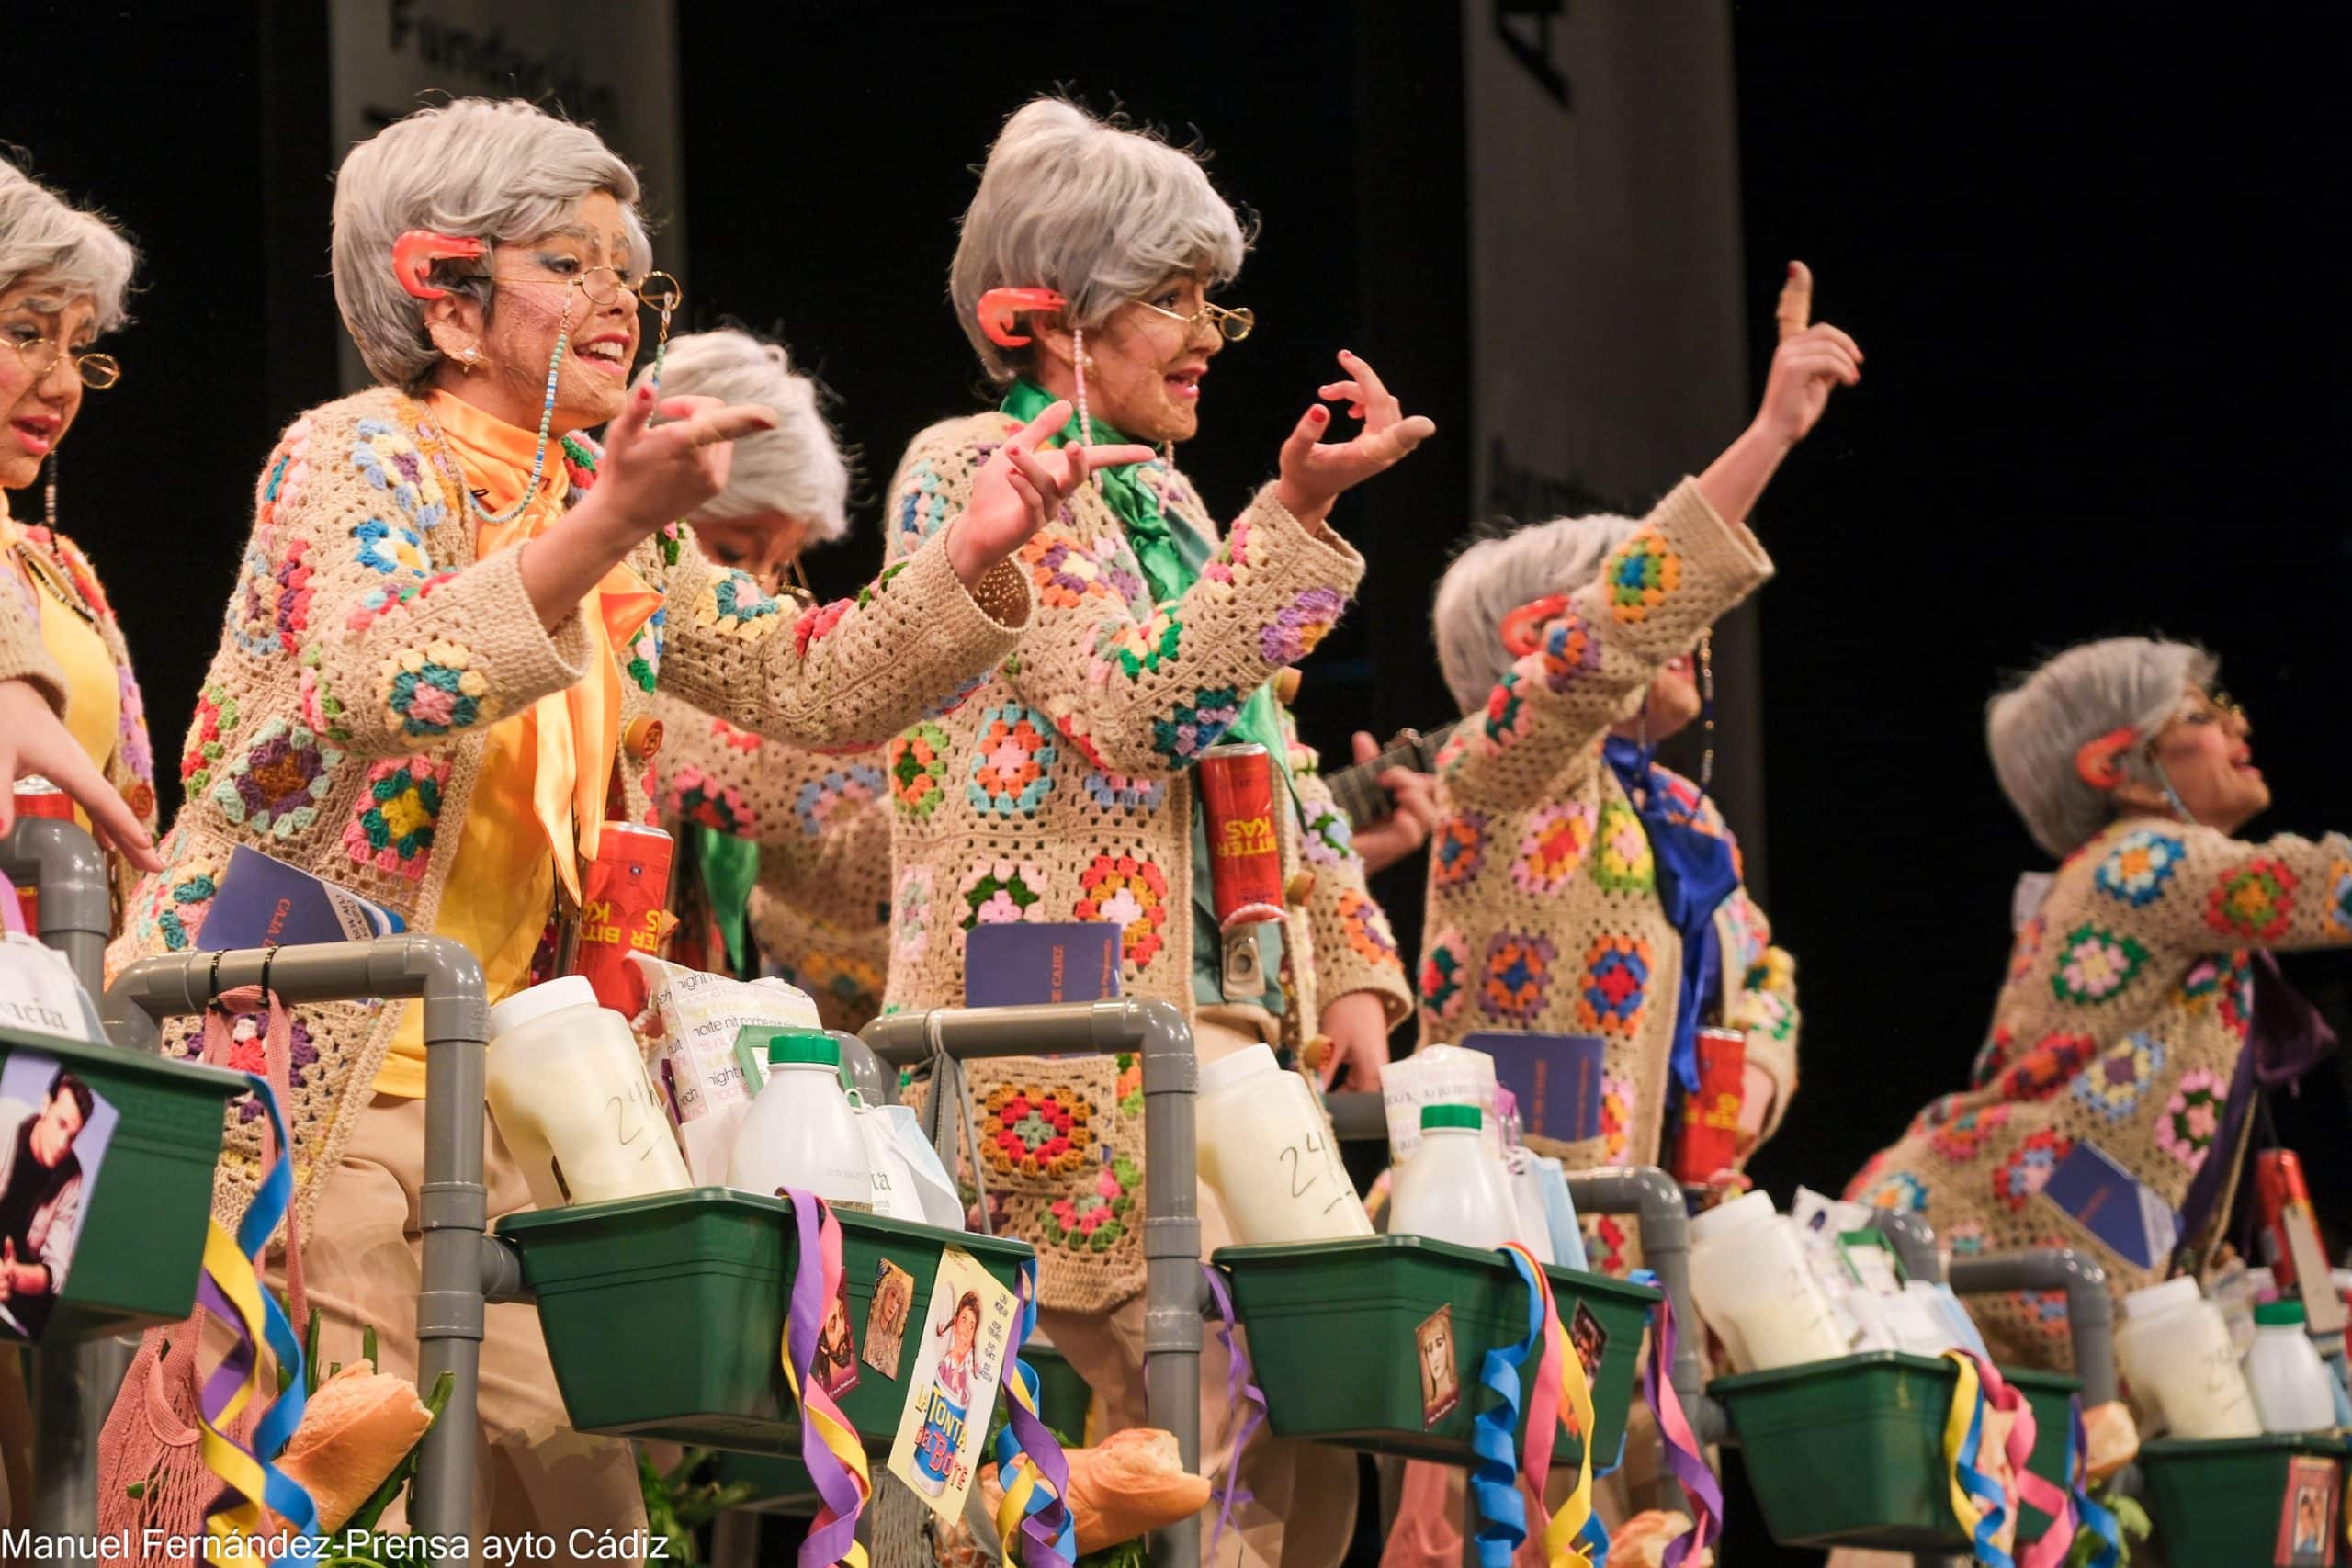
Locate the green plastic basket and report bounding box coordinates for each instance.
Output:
[2140,1433,2348,1564]
[2003,1366,2082,1545]
[716,1338,1094,1515]
[497,1188,1032,1453]
[1214,1235,1659,1466]
[0,1027,245,1344]
[1713,1352,1970,1551]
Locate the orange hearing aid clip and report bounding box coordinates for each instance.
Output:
[1500,594,1570,657]
[392,231,487,300]
[977,287,1069,348]
[2075,727,2138,789]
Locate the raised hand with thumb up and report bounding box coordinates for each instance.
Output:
[1758,260,1863,446]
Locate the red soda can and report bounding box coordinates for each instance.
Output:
[1195,744,1284,929]
[1671,1027,1747,1184]
[574,822,674,1017]
[2258,1149,2314,1288]
[13,776,76,822]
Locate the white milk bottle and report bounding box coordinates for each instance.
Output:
[1687,1190,1849,1372]
[726,1027,872,1207]
[2113,1278,2261,1438]
[1389,1104,1519,1252]
[485,976,690,1209]
[2246,1299,2336,1434]
[1383,1044,1499,1165]
[1196,1043,1373,1244]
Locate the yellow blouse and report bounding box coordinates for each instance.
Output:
[0,498,119,831]
[375,394,656,1097]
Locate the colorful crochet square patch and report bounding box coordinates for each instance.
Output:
[379,640,491,737]
[1150,688,1241,764]
[1042,1151,1139,1254]
[212,718,343,840]
[1431,812,1488,893]
[1534,608,1602,693]
[2072,1032,2166,1122]
[1478,671,1535,753]
[795,762,886,839]
[1259,587,1346,666]
[1337,889,1401,969]
[1477,931,1556,1024]
[1300,805,1355,868]
[1098,610,1184,682]
[2327,861,2352,940]
[2050,924,2150,1006]
[695,572,786,642]
[1593,801,1657,892]
[888,723,953,818]
[1419,926,1469,1029]
[958,858,1050,937]
[1853,1168,1929,1214]
[967,705,1058,818]
[1074,852,1170,970]
[2094,828,2187,908]
[1928,1103,2011,1162]
[344,757,447,879]
[2206,856,2297,941]
[1995,1032,2098,1102]
[2155,1067,2225,1173]
[137,854,221,953]
[668,765,756,837]
[181,685,240,795]
[1574,935,1650,1036]
[1081,770,1166,815]
[981,1083,1096,1182]
[1601,531,1681,625]
[232,537,315,660]
[1512,802,1597,897]
[1991,1130,2073,1214]
[894,866,935,963]
[1023,536,1115,609]
[1600,1073,1634,1163]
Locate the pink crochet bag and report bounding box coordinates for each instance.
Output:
[97,986,306,1562]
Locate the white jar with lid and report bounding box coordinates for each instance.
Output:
[726,1027,873,1207]
[2113,1277,2261,1438]
[485,976,690,1209]
[1686,1190,1849,1372]
[1388,1103,1519,1253]
[1196,1043,1372,1245]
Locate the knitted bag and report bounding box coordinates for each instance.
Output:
[98,987,306,1560]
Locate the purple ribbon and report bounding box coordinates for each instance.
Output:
[783,1190,864,1568]
[1200,1264,1267,1563]
[995,1260,1076,1568]
[2177,952,2337,1264]
[1640,1290,1723,1568]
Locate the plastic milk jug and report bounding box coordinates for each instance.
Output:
[485,976,690,1209]
[726,1027,873,1207]
[1388,1104,1519,1252]
[1687,1190,1849,1372]
[1196,1043,1373,1244]
[2114,1278,2261,1438]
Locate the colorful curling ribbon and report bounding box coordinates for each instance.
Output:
[2060,1394,2121,1568]
[1198,1262,1270,1565]
[1472,1245,1604,1568]
[196,1071,317,1551]
[779,1190,872,1568]
[992,1258,1075,1568]
[1636,1283,1722,1568]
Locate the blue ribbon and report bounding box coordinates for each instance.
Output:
[1600,738,1737,1098]
[2066,1397,2121,1568]
[1470,1248,1547,1568]
[1951,1378,2013,1568]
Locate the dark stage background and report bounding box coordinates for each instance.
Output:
[11,4,2349,1561]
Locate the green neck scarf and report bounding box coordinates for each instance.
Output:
[997,379,1288,764]
[690,826,762,976]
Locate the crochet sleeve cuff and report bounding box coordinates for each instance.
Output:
[1440,477,1774,811]
[656,530,1029,751]
[1295,773,1413,1029]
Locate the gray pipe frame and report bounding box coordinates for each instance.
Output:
[865,1001,1201,1568]
[105,935,490,1557]
[1947,1248,2117,1408]
[3,818,120,1537]
[1870,1211,1945,1288]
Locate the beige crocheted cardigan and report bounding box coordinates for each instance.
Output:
[105,388,1027,1233]
[879,410,1414,1312]
[1408,479,1796,1274]
[0,513,161,921]
[1851,814,2352,1369]
[652,688,890,1032]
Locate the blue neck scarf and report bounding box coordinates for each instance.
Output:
[1602,736,1740,1097]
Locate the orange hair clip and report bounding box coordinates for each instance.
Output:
[977,286,1068,348]
[1500,594,1569,657]
[2075,727,2139,789]
[391,230,487,300]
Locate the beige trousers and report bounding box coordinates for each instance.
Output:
[276,1093,645,1555]
[1036,1020,1358,1568]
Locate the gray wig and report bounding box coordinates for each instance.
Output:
[949,97,1250,384]
[1986,636,2218,859]
[1432,514,1642,715]
[0,160,136,332]
[331,98,650,389]
[634,331,849,543]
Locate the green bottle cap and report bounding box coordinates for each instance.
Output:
[1419,1102,1483,1133]
[740,1026,841,1067]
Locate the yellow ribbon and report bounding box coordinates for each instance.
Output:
[196,1221,274,1551]
[1941,1351,1989,1540]
[778,1343,872,1568]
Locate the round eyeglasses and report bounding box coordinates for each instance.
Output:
[496,265,683,315]
[13,336,119,389]
[1135,298,1255,342]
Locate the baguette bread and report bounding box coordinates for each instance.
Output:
[982,1427,1212,1551]
[2081,1398,2140,1485]
[268,1361,434,1533]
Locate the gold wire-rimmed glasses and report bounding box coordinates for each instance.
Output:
[1135,298,1255,342]
[494,265,683,315]
[12,336,120,389]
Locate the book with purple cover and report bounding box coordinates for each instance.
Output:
[2041,1138,2180,1269]
[199,845,406,952]
[1462,1031,1607,1144]
[965,922,1121,1008]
